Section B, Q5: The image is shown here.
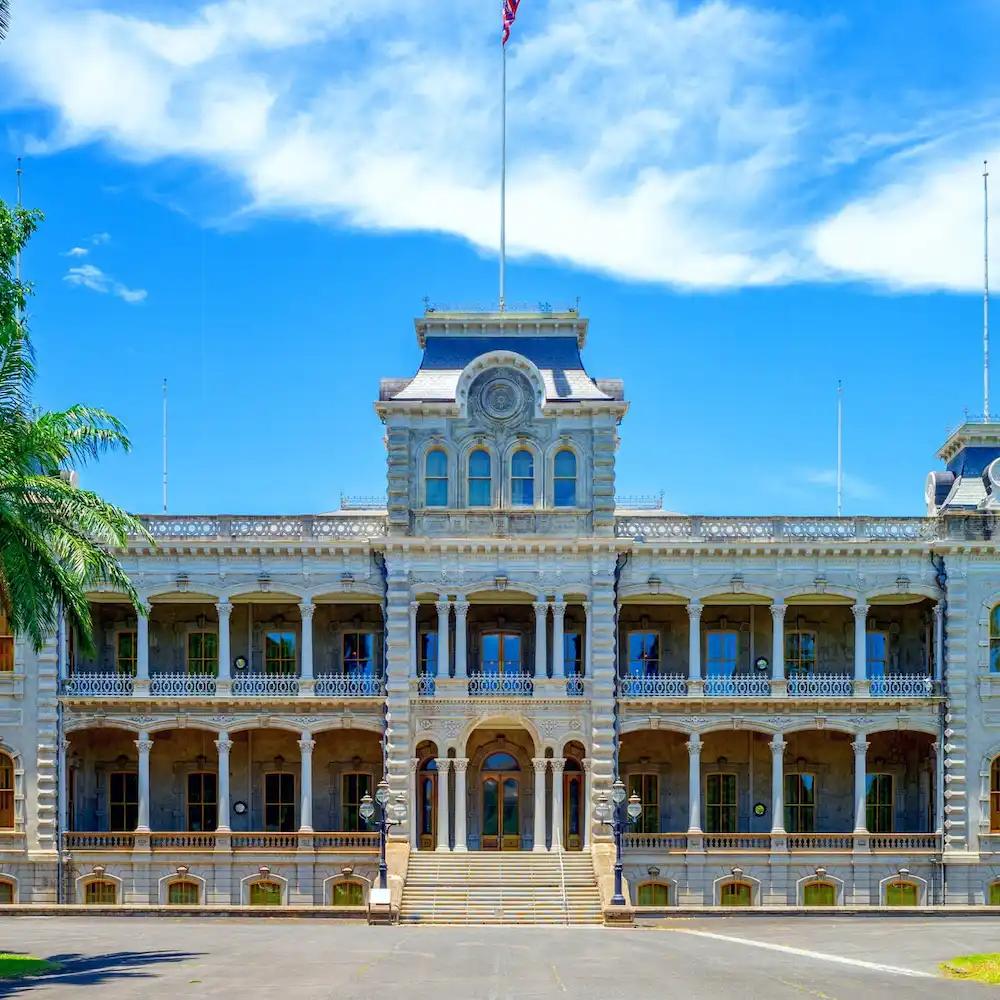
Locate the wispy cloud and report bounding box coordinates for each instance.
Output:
[89,231,111,245]
[802,468,881,502]
[63,263,147,304]
[61,246,88,257]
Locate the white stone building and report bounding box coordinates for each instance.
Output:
[2,308,1000,917]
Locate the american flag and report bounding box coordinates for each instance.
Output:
[502,0,521,45]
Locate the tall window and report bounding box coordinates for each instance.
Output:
[784,773,816,833]
[342,773,373,831]
[553,449,577,507]
[109,772,138,830]
[564,632,583,677]
[264,772,295,832]
[866,631,890,678]
[511,450,534,506]
[468,449,492,507]
[186,772,218,832]
[343,632,375,676]
[187,631,218,675]
[706,630,738,676]
[866,773,894,833]
[481,632,521,675]
[627,631,659,675]
[627,773,659,833]
[264,631,296,674]
[85,880,117,904]
[705,773,737,833]
[168,880,200,905]
[785,631,817,675]
[0,611,12,672]
[425,450,448,507]
[991,606,1000,672]
[991,759,1000,832]
[0,753,13,829]
[418,632,438,677]
[115,630,138,676]
[249,880,282,905]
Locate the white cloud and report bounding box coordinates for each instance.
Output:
[3,0,998,291]
[802,468,880,502]
[89,232,111,245]
[63,263,147,304]
[61,246,88,257]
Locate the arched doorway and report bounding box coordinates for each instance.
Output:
[481,752,520,851]
[563,741,586,851]
[465,728,536,850]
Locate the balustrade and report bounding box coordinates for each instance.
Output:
[868,674,936,698]
[468,672,534,697]
[230,832,302,850]
[416,675,436,697]
[313,832,380,850]
[616,515,939,542]
[623,832,688,851]
[148,673,218,697]
[787,833,855,850]
[313,673,385,697]
[703,675,771,697]
[619,674,687,698]
[138,513,387,540]
[231,674,300,697]
[703,833,772,850]
[65,832,135,850]
[149,832,217,850]
[786,674,853,698]
[869,833,939,851]
[62,673,134,697]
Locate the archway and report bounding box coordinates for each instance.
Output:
[465,728,536,851]
[562,740,586,851]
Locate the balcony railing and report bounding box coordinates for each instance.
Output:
[67,831,380,852]
[869,674,935,698]
[231,674,300,697]
[314,832,380,850]
[622,832,939,852]
[704,833,772,850]
[314,673,385,697]
[136,513,387,541]
[468,672,534,697]
[62,673,134,697]
[417,675,436,696]
[619,673,687,698]
[149,832,217,850]
[786,673,853,698]
[65,832,135,850]
[231,832,303,850]
[149,673,218,697]
[703,675,771,697]
[786,833,855,850]
[623,832,687,851]
[869,833,939,851]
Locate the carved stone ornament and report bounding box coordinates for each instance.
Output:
[471,368,533,426]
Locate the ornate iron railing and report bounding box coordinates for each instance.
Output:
[869,833,939,851]
[703,833,772,850]
[623,832,688,850]
[231,832,301,850]
[313,832,380,850]
[619,674,687,698]
[616,515,938,543]
[614,492,664,510]
[416,675,436,697]
[62,673,134,697]
[868,674,935,698]
[704,675,771,697]
[150,832,217,850]
[149,673,218,697]
[565,676,586,696]
[313,674,385,697]
[786,674,853,698]
[231,674,300,697]
[338,494,387,511]
[787,833,855,850]
[468,673,534,697]
[65,832,135,850]
[136,513,387,541]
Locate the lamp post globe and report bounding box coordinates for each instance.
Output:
[627,792,642,823]
[375,778,391,807]
[359,792,375,824]
[612,778,626,805]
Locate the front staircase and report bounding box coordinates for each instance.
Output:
[399,851,604,925]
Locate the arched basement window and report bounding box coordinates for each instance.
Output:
[884,881,918,906]
[167,880,200,905]
[85,880,117,905]
[0,880,14,904]
[331,881,365,906]
[719,881,753,907]
[249,880,283,906]
[636,882,670,906]
[803,881,836,906]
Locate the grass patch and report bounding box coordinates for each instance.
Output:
[0,953,60,980]
[940,954,1000,985]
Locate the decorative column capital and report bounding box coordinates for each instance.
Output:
[297,738,316,755]
[214,738,234,754]
[434,756,451,772]
[60,738,71,753]
[581,600,591,613]
[453,600,470,617]
[933,602,944,620]
[138,602,152,618]
[770,603,787,621]
[851,738,870,756]
[852,602,870,621]
[550,758,566,774]
[298,601,315,620]
[452,757,469,773]
[531,757,549,773]
[435,599,451,616]
[686,736,703,756]
[532,601,549,616]
[134,738,154,755]
[551,600,567,617]
[687,600,703,621]
[215,601,233,619]
[582,757,593,772]
[770,737,787,754]
[409,601,419,615]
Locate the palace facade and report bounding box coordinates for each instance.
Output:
[3,309,1000,918]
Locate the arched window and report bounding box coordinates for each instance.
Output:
[483,752,520,771]
[884,880,918,906]
[511,450,534,506]
[331,880,365,906]
[802,881,836,906]
[0,753,13,830]
[468,450,492,507]
[85,880,117,905]
[636,882,670,906]
[719,881,753,907]
[991,605,1000,672]
[992,759,1000,831]
[167,880,200,905]
[553,449,577,507]
[249,880,283,906]
[989,882,1000,906]
[425,450,448,507]
[0,879,13,904]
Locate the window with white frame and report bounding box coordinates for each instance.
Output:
[468,449,492,507]
[511,450,534,506]
[785,630,816,675]
[343,631,375,676]
[563,631,583,677]
[418,631,438,677]
[186,630,218,675]
[553,449,577,507]
[705,630,738,677]
[115,630,138,676]
[425,450,448,507]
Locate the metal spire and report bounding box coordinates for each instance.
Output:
[985,160,991,422]
[836,380,843,517]
[162,378,169,513]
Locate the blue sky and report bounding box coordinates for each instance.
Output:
[1,0,998,516]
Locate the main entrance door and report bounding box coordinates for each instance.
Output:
[564,767,584,851]
[480,752,521,850]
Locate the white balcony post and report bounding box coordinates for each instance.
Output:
[215,733,232,831]
[136,606,150,681]
[687,601,702,681]
[409,602,419,677]
[409,758,420,847]
[435,757,451,851]
[299,602,314,681]
[933,603,944,683]
[550,758,565,851]
[533,602,549,678]
[435,600,451,679]
[453,758,468,851]
[532,758,548,851]
[853,601,869,683]
[552,599,566,678]
[215,602,232,681]
[852,738,869,833]
[770,737,786,834]
[135,732,153,832]
[453,601,469,678]
[582,758,593,848]
[298,732,315,832]
[687,735,703,833]
[770,603,786,681]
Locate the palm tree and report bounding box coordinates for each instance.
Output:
[0,199,150,653]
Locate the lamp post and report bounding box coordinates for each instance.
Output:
[360,778,407,891]
[597,778,642,907]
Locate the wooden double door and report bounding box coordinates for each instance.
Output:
[481,773,521,850]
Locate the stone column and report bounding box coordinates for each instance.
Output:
[550,759,566,851]
[298,733,315,832]
[532,758,548,851]
[533,602,549,678]
[770,604,786,681]
[770,737,786,834]
[408,602,419,677]
[551,600,566,678]
[435,600,451,678]
[582,758,593,848]
[215,733,232,831]
[215,602,232,681]
[453,758,469,851]
[409,758,420,847]
[135,732,153,832]
[435,757,451,851]
[453,601,469,678]
[852,738,869,833]
[687,601,702,682]
[136,606,150,681]
[933,603,944,684]
[384,567,417,843]
[298,602,315,681]
[687,735,703,833]
[853,602,869,686]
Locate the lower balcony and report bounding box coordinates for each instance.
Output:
[623,832,940,853]
[418,673,588,698]
[64,831,380,853]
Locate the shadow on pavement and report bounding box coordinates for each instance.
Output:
[0,950,202,995]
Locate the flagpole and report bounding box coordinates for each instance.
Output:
[499,37,507,312]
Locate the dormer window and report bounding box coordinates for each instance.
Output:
[553,449,577,507]
[468,449,492,507]
[425,450,448,507]
[511,450,534,506]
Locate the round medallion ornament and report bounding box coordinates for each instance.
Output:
[481,377,523,420]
